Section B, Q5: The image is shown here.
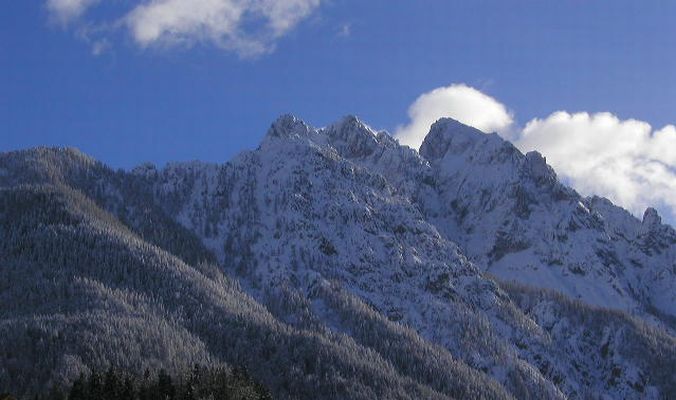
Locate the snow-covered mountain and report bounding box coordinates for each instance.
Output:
[134,115,675,397]
[418,118,676,323]
[1,115,674,399]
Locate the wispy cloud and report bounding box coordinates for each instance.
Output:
[396,84,676,222]
[46,0,99,25]
[45,0,322,57]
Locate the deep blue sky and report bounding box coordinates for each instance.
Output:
[2,1,675,169]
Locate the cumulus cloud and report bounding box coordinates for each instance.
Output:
[397,84,676,222]
[46,0,98,24]
[45,0,322,57]
[395,84,514,149]
[518,112,676,220]
[125,0,320,56]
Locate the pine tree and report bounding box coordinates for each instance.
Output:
[67,375,86,400]
[156,370,175,400]
[86,372,102,400]
[47,386,65,400]
[121,377,135,400]
[103,368,121,400]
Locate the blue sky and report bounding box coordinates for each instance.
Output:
[2,0,676,222]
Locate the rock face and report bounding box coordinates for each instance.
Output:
[1,115,675,400]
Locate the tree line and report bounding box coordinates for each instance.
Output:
[11,366,271,400]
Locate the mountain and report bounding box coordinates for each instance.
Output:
[0,150,507,400]
[1,116,674,399]
[417,118,676,323]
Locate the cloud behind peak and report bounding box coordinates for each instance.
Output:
[395,84,676,223]
[395,84,514,150]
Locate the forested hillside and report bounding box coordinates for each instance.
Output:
[0,160,509,399]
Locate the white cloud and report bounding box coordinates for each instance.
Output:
[395,84,514,149]
[260,0,321,36]
[398,84,676,222]
[46,0,98,24]
[45,0,321,57]
[518,112,676,220]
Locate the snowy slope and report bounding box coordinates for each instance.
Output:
[418,118,676,323]
[0,149,512,400]
[133,115,675,399]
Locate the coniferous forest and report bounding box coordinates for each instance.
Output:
[19,366,271,400]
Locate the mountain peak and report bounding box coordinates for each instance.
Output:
[266,114,312,139]
[524,150,557,183]
[322,115,381,158]
[642,207,662,227]
[334,114,364,128]
[327,115,373,137]
[419,118,498,160]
